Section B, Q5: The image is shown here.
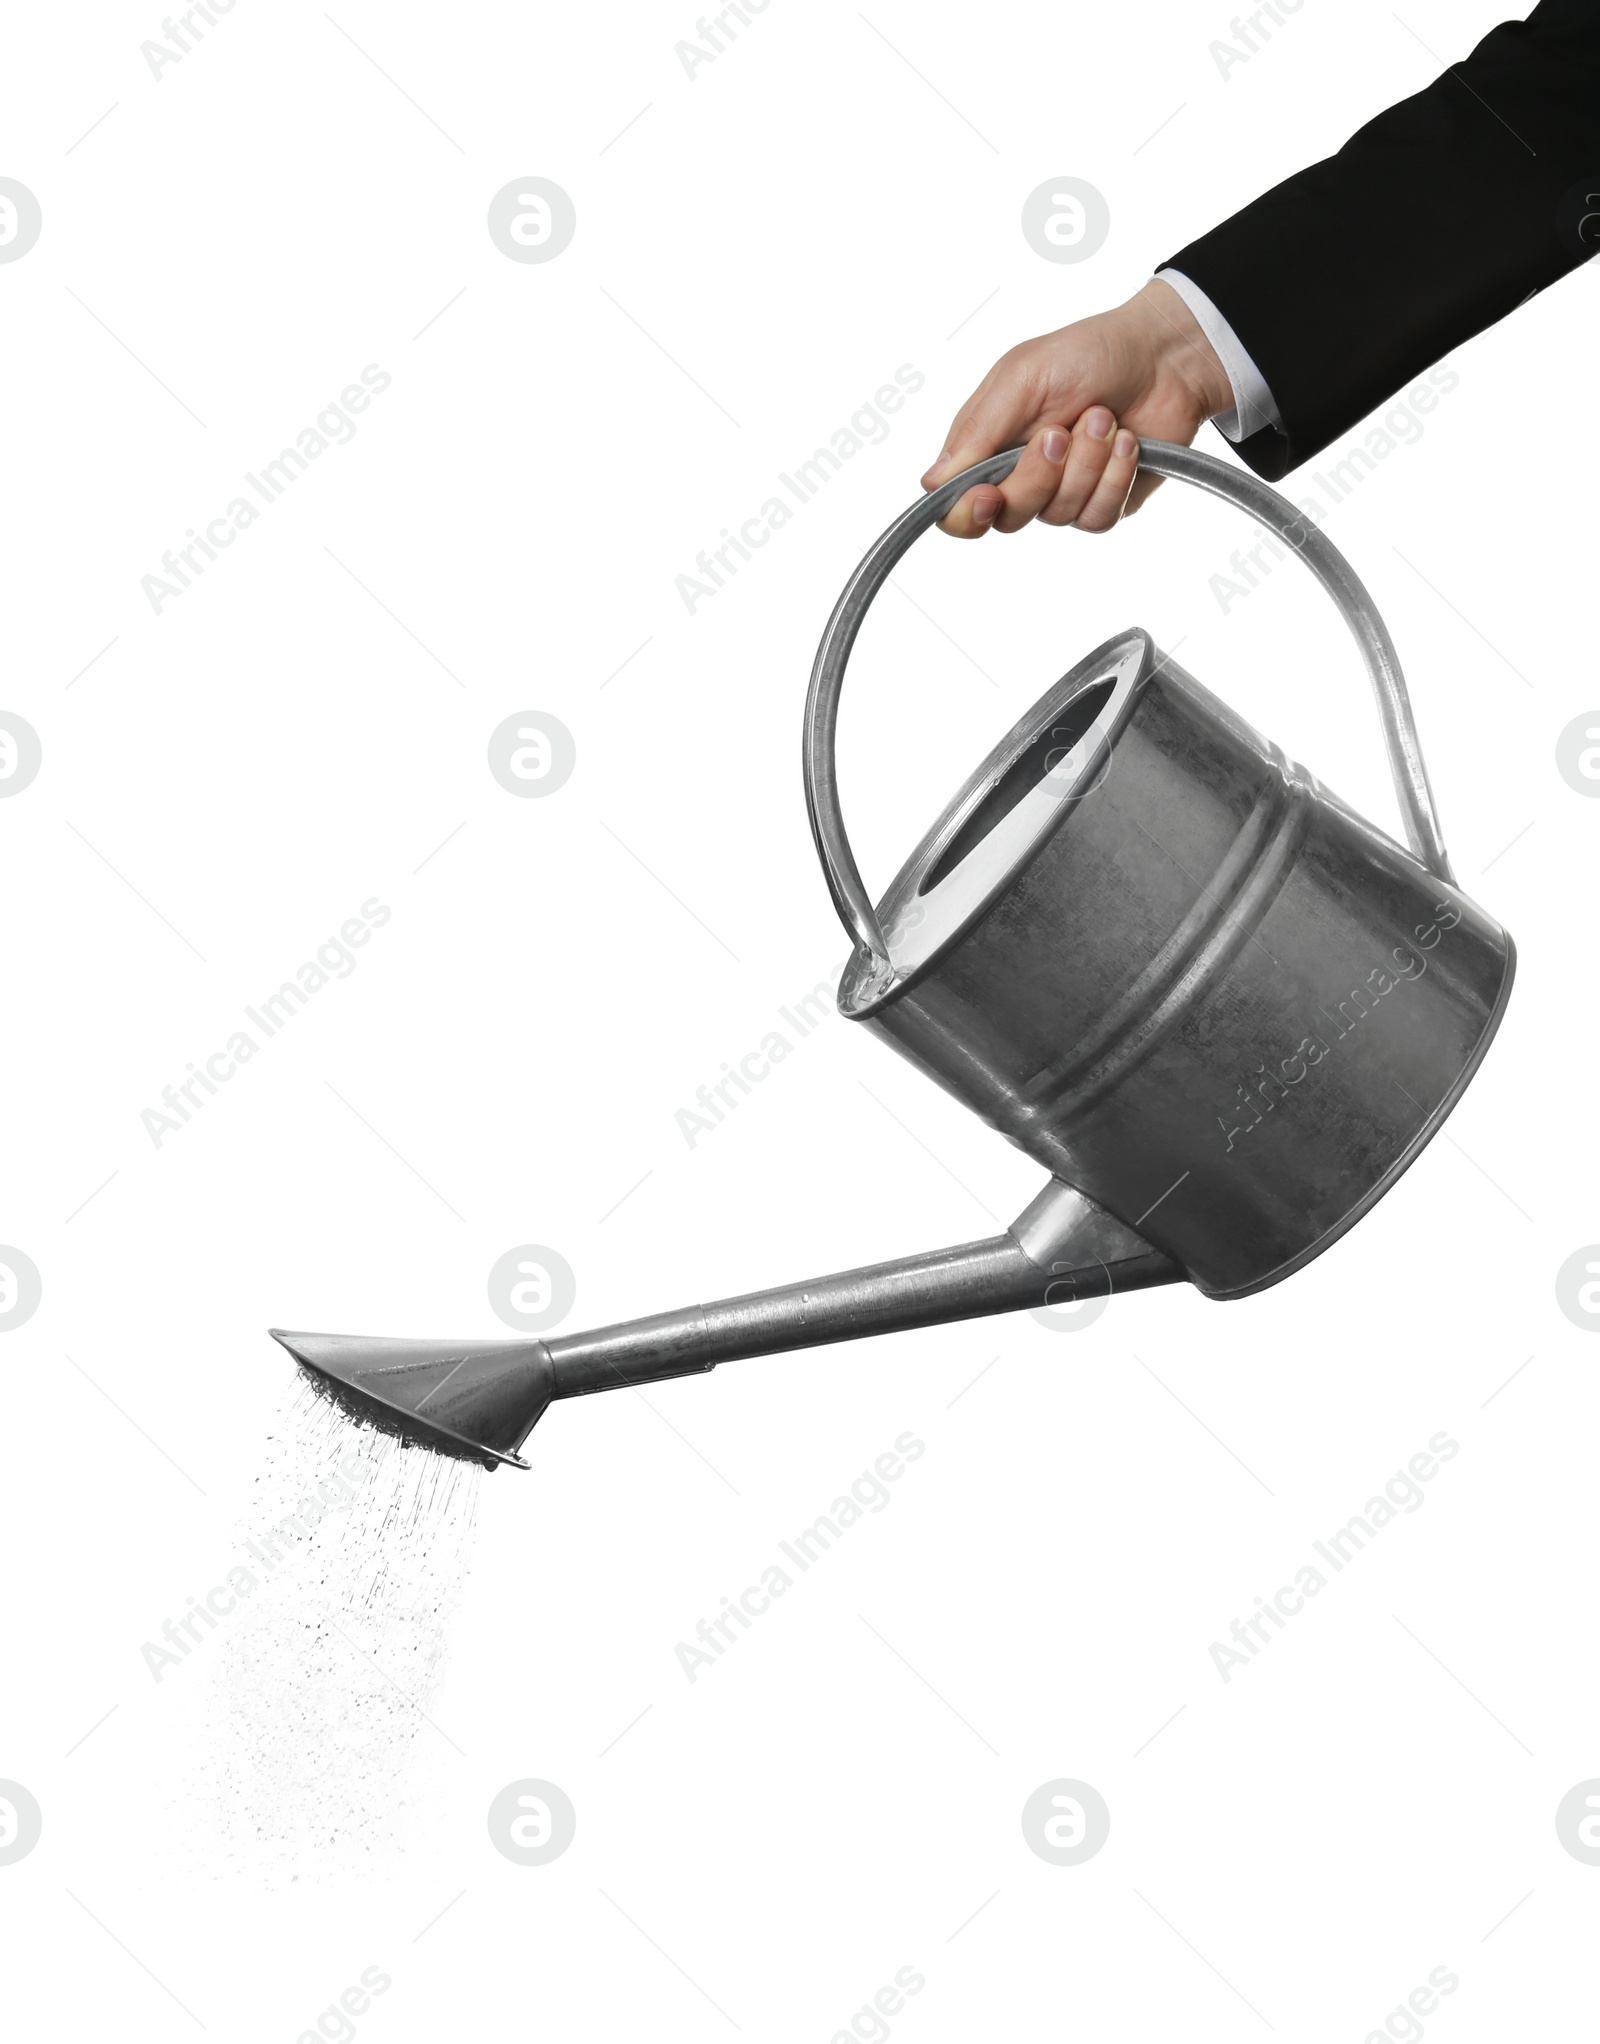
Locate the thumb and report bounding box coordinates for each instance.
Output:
[921,357,1065,491]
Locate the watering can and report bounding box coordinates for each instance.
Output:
[274,440,1513,1468]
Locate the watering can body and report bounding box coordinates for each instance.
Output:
[834,626,1512,1298]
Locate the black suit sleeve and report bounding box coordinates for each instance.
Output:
[1162,0,1600,480]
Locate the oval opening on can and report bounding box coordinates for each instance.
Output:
[837,628,1153,1011]
[919,674,1117,897]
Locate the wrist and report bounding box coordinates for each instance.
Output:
[1132,278,1234,425]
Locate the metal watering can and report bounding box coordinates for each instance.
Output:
[274,441,1514,1468]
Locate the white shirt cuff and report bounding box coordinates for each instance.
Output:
[1154,266,1283,443]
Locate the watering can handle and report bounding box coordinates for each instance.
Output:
[803,437,1454,966]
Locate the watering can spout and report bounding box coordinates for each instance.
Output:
[271,1179,1178,1468]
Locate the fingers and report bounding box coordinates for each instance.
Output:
[930,425,1063,538]
[1041,422,1141,534]
[922,438,1022,539]
[990,428,1070,532]
[921,352,1047,493]
[1031,407,1115,527]
[919,425,1017,531]
[927,416,1142,539]
[920,348,1054,537]
[1089,428,1142,529]
[936,479,1007,538]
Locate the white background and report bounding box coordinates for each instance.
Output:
[4,0,1598,2037]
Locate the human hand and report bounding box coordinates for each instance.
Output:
[920,278,1234,537]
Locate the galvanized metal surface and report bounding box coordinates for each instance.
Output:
[833,630,1512,1298]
